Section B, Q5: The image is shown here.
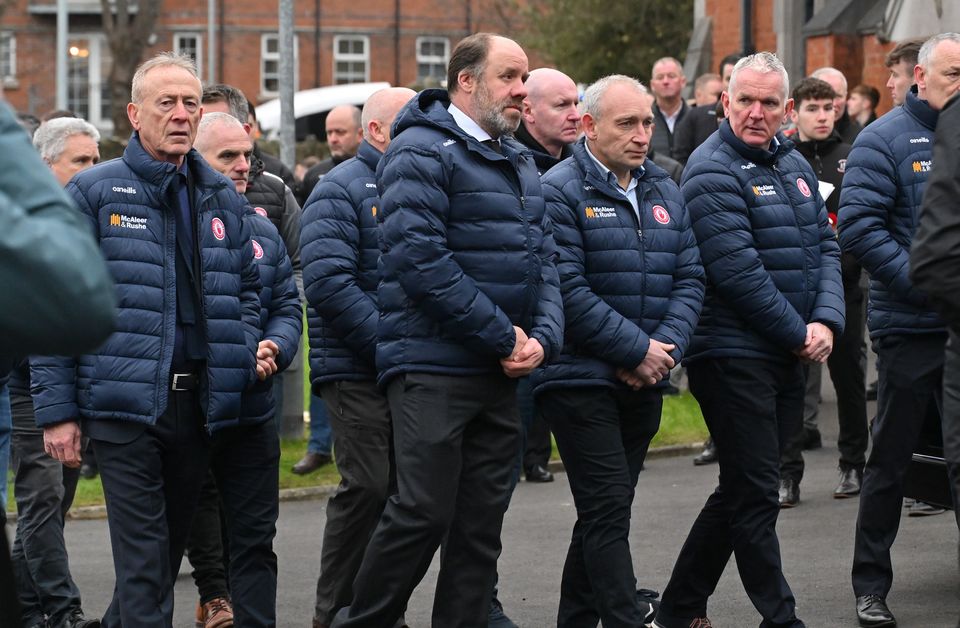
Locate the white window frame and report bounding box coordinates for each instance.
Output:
[261,33,298,97]
[332,35,370,84]
[0,32,16,86]
[416,36,449,84]
[67,35,111,132]
[173,33,203,78]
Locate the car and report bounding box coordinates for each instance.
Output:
[254,82,391,141]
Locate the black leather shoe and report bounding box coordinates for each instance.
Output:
[693,438,718,466]
[856,594,896,627]
[65,608,101,628]
[525,464,554,483]
[79,460,98,480]
[778,478,800,508]
[834,467,862,498]
[292,452,332,475]
[802,427,822,451]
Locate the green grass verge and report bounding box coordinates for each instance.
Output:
[5,392,707,511]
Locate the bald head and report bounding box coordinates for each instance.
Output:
[361,87,416,152]
[522,68,580,157]
[325,104,363,161]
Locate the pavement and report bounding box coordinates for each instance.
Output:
[10,379,960,627]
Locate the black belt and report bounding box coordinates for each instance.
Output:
[170,372,200,391]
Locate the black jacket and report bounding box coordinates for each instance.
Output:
[672,101,720,165]
[514,122,573,174]
[297,157,342,207]
[651,99,689,159]
[245,156,302,280]
[648,146,683,184]
[911,95,960,332]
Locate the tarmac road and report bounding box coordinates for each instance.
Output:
[35,395,960,627]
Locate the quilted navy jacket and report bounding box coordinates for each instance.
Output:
[301,141,382,387]
[682,120,845,363]
[375,89,564,386]
[30,134,261,432]
[531,139,704,394]
[241,208,302,425]
[837,88,944,338]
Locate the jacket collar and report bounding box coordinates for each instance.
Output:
[123,133,228,198]
[570,137,668,199]
[514,121,574,170]
[903,85,940,131]
[793,131,842,158]
[356,139,384,172]
[718,119,794,165]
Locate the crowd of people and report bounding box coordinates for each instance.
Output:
[1,26,959,628]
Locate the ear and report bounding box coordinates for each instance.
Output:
[789,108,799,125]
[368,119,386,145]
[127,102,141,131]
[914,63,926,92]
[242,122,252,135]
[783,97,795,118]
[720,91,731,118]
[458,69,476,95]
[522,99,534,122]
[581,112,597,140]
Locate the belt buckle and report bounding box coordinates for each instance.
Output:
[172,373,190,391]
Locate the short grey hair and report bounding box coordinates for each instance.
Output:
[582,75,648,120]
[131,52,200,103]
[728,52,790,101]
[33,117,100,162]
[651,56,684,77]
[810,66,848,95]
[202,83,249,123]
[918,32,960,69]
[195,111,246,152]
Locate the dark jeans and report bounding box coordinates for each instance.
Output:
[93,388,210,628]
[782,291,868,481]
[852,332,947,597]
[658,357,805,628]
[314,380,394,626]
[10,395,83,627]
[540,386,662,628]
[332,372,520,628]
[944,331,960,531]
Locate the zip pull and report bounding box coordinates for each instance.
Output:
[637,229,643,240]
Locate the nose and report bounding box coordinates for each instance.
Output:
[748,101,764,118]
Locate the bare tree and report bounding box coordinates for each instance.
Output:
[101,0,161,138]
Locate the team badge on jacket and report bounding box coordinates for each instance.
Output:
[211,217,226,240]
[652,205,670,225]
[252,239,264,259]
[796,178,812,198]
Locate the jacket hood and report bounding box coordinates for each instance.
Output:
[718,119,794,165]
[392,89,460,139]
[903,85,940,131]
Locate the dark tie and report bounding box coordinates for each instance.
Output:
[483,139,503,155]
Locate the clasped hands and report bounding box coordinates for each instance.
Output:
[501,326,545,377]
[794,322,833,364]
[256,339,281,380]
[616,339,676,390]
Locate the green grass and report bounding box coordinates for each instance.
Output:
[5,392,707,512]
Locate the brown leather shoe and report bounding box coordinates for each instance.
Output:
[292,451,333,475]
[196,597,234,628]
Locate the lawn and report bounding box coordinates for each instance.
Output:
[4,392,707,512]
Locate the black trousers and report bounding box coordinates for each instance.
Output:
[331,372,520,628]
[314,380,394,626]
[852,332,947,597]
[519,376,551,472]
[94,389,210,628]
[782,290,868,481]
[10,395,83,627]
[540,386,662,628]
[944,331,960,531]
[658,357,805,628]
[186,471,229,604]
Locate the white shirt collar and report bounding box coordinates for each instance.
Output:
[584,142,644,185]
[447,103,493,143]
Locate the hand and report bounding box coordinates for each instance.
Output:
[256,339,280,380]
[501,337,545,378]
[632,340,676,386]
[616,367,645,390]
[43,421,83,468]
[510,326,528,358]
[795,322,834,363]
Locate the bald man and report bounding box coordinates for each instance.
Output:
[300,87,416,628]
[515,67,581,175]
[297,104,364,206]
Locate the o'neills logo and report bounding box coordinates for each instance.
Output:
[211,217,226,240]
[109,213,148,230]
[254,207,268,217]
[652,205,670,225]
[112,186,136,194]
[251,239,264,259]
[796,177,812,198]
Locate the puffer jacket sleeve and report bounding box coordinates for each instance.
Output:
[810,193,845,334]
[838,129,927,308]
[238,217,263,376]
[379,145,516,358]
[649,184,704,362]
[544,178,651,368]
[280,185,303,297]
[301,176,379,364]
[264,235,303,373]
[684,160,808,352]
[529,210,563,363]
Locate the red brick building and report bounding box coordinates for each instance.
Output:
[0,0,519,133]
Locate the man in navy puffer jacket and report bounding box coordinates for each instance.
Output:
[532,75,704,628]
[30,53,261,628]
[332,34,563,628]
[655,53,844,628]
[300,87,416,628]
[839,32,960,628]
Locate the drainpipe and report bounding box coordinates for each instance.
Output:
[741,0,755,55]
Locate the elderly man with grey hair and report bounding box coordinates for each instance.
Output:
[810,66,859,143]
[534,74,703,628]
[654,52,844,628]
[33,117,100,186]
[840,31,960,627]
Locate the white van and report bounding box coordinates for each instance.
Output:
[255,82,391,141]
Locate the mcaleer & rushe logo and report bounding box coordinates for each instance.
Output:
[912,160,932,173]
[585,206,617,219]
[752,184,777,197]
[109,213,148,230]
